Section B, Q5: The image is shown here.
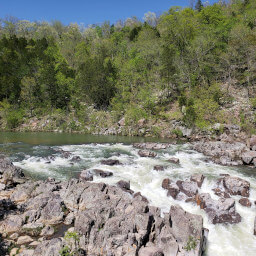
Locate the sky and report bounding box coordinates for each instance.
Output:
[0,0,218,26]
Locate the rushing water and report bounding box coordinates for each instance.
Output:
[0,132,256,256]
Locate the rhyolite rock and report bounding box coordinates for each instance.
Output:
[197,193,241,224]
[138,150,157,158]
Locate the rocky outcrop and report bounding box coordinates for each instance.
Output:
[133,143,170,150]
[193,140,247,166]
[0,156,206,256]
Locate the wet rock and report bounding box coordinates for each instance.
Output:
[70,156,81,162]
[176,180,198,197]
[198,193,241,224]
[17,235,34,245]
[153,165,165,171]
[212,188,230,198]
[100,159,120,166]
[239,198,251,207]
[241,151,256,164]
[162,178,171,190]
[133,192,149,203]
[93,169,113,178]
[117,180,130,191]
[190,174,205,188]
[167,157,180,164]
[133,143,170,150]
[138,150,157,158]
[223,176,250,197]
[61,151,72,159]
[79,170,93,181]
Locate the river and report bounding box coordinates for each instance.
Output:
[0,132,255,256]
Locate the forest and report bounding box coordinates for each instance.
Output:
[0,0,256,135]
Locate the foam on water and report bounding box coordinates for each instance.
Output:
[12,143,256,256]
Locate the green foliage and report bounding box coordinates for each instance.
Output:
[184,236,198,251]
[6,110,24,129]
[172,128,183,138]
[124,106,148,125]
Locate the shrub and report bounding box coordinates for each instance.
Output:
[6,110,24,129]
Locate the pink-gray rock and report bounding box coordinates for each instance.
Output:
[239,198,251,207]
[241,151,256,164]
[190,174,205,188]
[197,193,241,224]
[133,143,170,150]
[138,150,157,158]
[100,159,120,166]
[176,180,198,197]
[167,157,180,164]
[223,176,250,197]
[79,169,93,181]
[153,165,165,171]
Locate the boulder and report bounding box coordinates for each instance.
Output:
[223,176,250,197]
[138,246,164,256]
[153,165,165,171]
[239,198,251,207]
[176,180,198,197]
[17,235,34,245]
[167,157,180,164]
[162,178,171,190]
[117,180,130,191]
[93,169,113,178]
[40,226,55,237]
[138,150,157,158]
[0,215,23,234]
[33,238,63,256]
[249,135,256,149]
[100,159,120,166]
[79,170,93,181]
[70,156,81,162]
[197,193,241,224]
[190,174,205,188]
[241,151,256,164]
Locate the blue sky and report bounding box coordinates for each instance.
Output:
[0,0,218,26]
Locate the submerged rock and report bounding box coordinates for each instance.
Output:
[153,165,165,171]
[100,159,120,166]
[167,157,180,164]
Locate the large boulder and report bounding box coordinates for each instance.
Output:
[176,180,198,197]
[197,193,241,224]
[190,174,205,188]
[223,176,250,197]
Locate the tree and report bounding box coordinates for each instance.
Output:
[195,0,203,11]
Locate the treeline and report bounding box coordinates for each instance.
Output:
[0,0,256,130]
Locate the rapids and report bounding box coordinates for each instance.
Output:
[0,136,255,256]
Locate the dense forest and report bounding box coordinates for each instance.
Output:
[0,0,256,135]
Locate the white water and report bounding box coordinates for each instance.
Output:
[13,143,256,256]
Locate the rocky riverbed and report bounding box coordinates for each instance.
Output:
[0,141,256,256]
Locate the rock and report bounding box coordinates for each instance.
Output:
[176,180,198,197]
[249,135,256,149]
[190,174,205,188]
[212,188,230,198]
[17,249,35,256]
[10,248,19,256]
[17,236,34,245]
[167,157,180,164]
[198,193,241,224]
[118,117,125,126]
[162,178,171,190]
[70,156,81,162]
[117,180,130,191]
[33,238,63,256]
[241,151,256,164]
[0,184,6,190]
[138,246,164,256]
[40,226,55,237]
[133,143,170,150]
[138,118,146,128]
[79,170,93,181]
[64,212,74,225]
[153,165,164,171]
[223,176,250,197]
[138,150,157,158]
[9,233,19,240]
[100,159,120,166]
[0,215,23,234]
[22,223,44,236]
[93,169,113,178]
[239,198,251,207]
[61,151,72,159]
